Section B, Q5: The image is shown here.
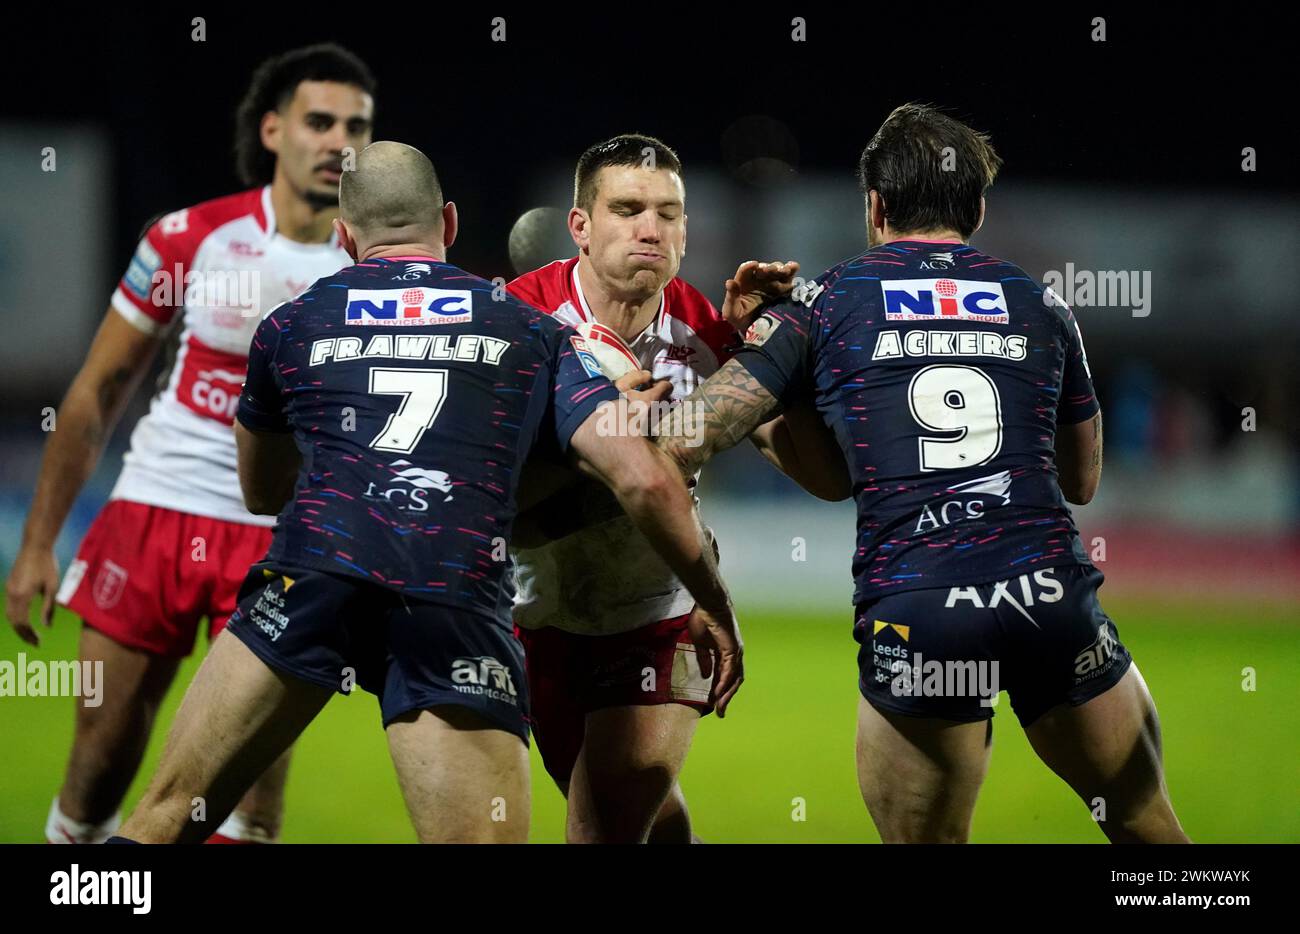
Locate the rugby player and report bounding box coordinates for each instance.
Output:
[112,142,741,844]
[4,44,375,844]
[508,134,849,843]
[654,105,1189,843]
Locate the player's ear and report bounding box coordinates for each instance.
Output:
[972,196,986,237]
[260,110,282,156]
[333,218,358,261]
[868,190,886,235]
[569,206,591,252]
[442,202,459,249]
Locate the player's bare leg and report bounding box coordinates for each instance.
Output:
[386,706,530,843]
[216,749,294,843]
[1024,665,1190,843]
[567,703,699,844]
[855,698,992,843]
[50,626,180,840]
[646,780,700,843]
[552,776,698,843]
[119,632,331,843]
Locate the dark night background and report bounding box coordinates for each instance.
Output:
[1,6,1296,524]
[5,8,1292,277]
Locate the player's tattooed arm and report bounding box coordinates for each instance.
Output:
[1055,410,1103,506]
[655,358,781,478]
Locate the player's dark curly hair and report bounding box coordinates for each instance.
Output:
[574,134,683,210]
[858,103,1002,239]
[234,43,377,187]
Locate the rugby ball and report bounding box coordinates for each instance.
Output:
[575,321,640,380]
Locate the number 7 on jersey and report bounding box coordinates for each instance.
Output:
[368,367,449,454]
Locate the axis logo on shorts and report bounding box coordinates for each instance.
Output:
[883,278,1009,322]
[345,288,473,326]
[451,656,519,705]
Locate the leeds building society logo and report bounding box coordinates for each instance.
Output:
[345,287,472,326]
[451,656,519,705]
[883,278,1009,323]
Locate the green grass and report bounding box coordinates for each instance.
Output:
[1,599,1296,842]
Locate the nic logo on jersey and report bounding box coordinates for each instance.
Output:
[883,278,1009,323]
[345,287,473,326]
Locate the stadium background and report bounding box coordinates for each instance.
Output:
[1,10,1296,842]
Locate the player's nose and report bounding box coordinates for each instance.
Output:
[324,123,350,154]
[633,213,661,242]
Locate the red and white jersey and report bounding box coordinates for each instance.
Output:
[507,256,737,635]
[109,186,351,525]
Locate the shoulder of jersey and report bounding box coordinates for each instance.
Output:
[950,249,1060,315]
[782,254,857,309]
[506,258,575,314]
[144,187,268,266]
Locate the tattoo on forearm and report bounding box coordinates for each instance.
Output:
[1091,412,1103,469]
[656,359,779,476]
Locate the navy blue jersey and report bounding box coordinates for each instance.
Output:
[736,240,1100,603]
[237,257,620,623]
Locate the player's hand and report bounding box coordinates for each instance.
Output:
[687,602,744,717]
[615,368,672,402]
[616,369,673,436]
[5,544,60,647]
[721,260,800,333]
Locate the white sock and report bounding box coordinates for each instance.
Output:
[46,797,120,844]
[214,810,276,844]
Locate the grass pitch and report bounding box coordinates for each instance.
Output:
[1,598,1295,842]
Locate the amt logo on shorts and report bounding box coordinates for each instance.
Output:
[451,656,518,705]
[1074,621,1120,683]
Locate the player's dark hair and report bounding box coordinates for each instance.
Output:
[574,134,683,210]
[858,103,1002,239]
[234,43,377,187]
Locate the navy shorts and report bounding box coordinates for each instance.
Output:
[855,564,1131,727]
[225,563,529,742]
